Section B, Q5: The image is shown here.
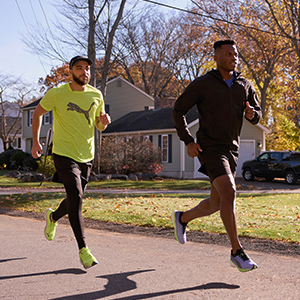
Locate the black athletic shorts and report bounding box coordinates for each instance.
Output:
[197,146,239,182]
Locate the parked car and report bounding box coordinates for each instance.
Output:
[242,151,300,184]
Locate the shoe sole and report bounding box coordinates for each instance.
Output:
[230,259,258,272]
[171,211,186,244]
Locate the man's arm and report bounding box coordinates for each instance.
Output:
[95,111,111,132]
[245,84,262,125]
[172,79,200,146]
[31,104,48,158]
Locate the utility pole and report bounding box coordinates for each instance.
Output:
[88,0,101,173]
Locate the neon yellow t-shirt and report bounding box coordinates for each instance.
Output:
[40,83,104,163]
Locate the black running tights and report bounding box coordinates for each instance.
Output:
[51,154,93,250]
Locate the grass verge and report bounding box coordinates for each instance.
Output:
[0,170,211,190]
[1,191,300,244]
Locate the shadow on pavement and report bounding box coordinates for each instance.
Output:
[0,257,27,264]
[0,268,86,280]
[50,269,239,300]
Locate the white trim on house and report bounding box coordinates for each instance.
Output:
[188,118,270,134]
[256,122,271,133]
[187,119,199,128]
[102,128,177,136]
[107,76,155,102]
[180,140,185,179]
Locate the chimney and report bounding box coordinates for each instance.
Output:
[155,94,176,109]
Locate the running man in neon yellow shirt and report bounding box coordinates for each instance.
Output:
[31,56,111,269]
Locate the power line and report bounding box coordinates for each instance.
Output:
[37,0,64,60]
[29,0,39,26]
[141,0,292,40]
[14,0,48,75]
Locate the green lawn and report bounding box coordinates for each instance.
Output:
[0,170,211,190]
[1,189,300,244]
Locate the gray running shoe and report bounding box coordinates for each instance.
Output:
[230,248,258,272]
[171,210,187,244]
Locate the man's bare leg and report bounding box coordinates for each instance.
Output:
[181,184,221,223]
[212,173,241,254]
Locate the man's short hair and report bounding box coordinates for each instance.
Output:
[213,40,236,52]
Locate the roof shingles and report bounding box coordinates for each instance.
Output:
[104,106,198,133]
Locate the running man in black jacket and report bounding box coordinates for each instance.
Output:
[172,39,261,272]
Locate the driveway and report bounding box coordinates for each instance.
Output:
[235,177,300,192]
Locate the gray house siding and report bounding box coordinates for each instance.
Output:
[105,77,154,122]
[22,104,53,153]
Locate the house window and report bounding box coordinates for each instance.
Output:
[13,138,21,149]
[162,135,168,162]
[44,111,51,125]
[29,110,34,126]
[158,134,172,163]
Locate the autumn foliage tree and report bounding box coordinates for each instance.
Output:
[38,62,71,92]
[35,0,300,152]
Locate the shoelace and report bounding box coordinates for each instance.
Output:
[237,250,249,261]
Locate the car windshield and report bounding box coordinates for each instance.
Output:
[258,153,268,161]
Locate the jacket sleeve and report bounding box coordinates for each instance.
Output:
[245,82,262,125]
[172,79,200,145]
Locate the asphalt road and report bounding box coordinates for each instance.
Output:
[1,214,300,300]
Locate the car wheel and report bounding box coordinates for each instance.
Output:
[242,168,254,181]
[285,171,297,185]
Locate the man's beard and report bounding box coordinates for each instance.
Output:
[72,73,90,86]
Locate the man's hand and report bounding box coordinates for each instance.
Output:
[31,143,43,159]
[99,111,111,126]
[244,101,255,120]
[96,111,111,131]
[186,142,202,158]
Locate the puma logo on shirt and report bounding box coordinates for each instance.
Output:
[67,102,95,125]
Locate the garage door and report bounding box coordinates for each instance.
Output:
[193,140,255,178]
[236,140,255,177]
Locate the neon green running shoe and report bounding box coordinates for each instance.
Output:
[79,247,98,269]
[44,208,57,241]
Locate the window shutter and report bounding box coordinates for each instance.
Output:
[168,134,172,163]
[149,135,153,142]
[105,104,110,115]
[158,135,161,149]
[27,111,30,127]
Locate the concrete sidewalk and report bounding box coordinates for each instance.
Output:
[2,187,300,195]
[1,214,299,300]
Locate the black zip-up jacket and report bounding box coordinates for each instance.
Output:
[172,69,262,150]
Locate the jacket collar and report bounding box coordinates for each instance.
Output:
[210,69,242,81]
